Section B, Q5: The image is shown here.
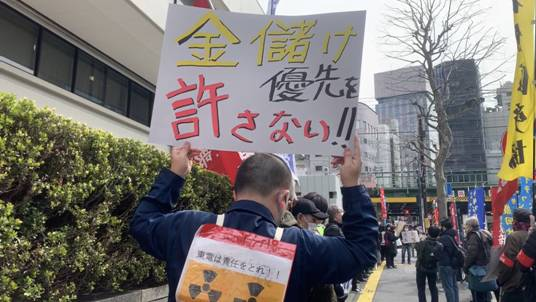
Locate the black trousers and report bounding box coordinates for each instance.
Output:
[502,289,524,302]
[416,270,438,302]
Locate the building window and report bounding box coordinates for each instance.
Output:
[315,165,323,172]
[75,51,106,104]
[329,191,336,199]
[129,82,153,126]
[104,68,128,115]
[0,4,38,70]
[37,30,75,90]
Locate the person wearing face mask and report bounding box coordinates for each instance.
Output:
[130,135,379,302]
[291,198,328,232]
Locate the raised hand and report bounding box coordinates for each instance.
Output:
[169,142,200,178]
[331,134,362,187]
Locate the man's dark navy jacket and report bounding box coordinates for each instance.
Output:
[130,168,378,302]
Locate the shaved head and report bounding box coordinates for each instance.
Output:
[234,153,293,197]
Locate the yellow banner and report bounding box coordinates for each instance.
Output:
[498,0,535,180]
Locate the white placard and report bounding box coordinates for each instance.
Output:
[149,5,366,155]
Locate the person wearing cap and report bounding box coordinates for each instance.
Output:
[291,197,328,233]
[304,192,330,235]
[496,208,531,302]
[291,198,337,302]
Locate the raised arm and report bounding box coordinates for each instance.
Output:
[297,135,378,284]
[130,143,198,260]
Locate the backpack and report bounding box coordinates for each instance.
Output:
[446,235,465,269]
[420,239,443,271]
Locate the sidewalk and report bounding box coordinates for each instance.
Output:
[349,251,488,302]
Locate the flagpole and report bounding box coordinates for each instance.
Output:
[533,0,536,217]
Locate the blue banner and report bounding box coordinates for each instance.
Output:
[518,177,533,210]
[468,187,486,229]
[445,183,454,197]
[501,195,518,236]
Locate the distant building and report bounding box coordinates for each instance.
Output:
[375,66,436,188]
[296,102,380,188]
[376,120,402,188]
[483,82,512,185]
[435,60,487,184]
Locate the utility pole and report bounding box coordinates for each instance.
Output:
[417,115,427,228]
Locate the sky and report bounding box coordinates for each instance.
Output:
[259,0,517,109]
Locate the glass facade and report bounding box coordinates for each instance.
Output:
[0,5,38,70]
[435,60,487,175]
[37,30,75,90]
[0,3,154,126]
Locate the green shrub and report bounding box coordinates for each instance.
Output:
[0,93,232,301]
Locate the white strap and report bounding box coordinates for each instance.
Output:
[274,227,284,241]
[216,214,225,226]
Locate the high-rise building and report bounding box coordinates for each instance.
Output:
[435,59,487,184]
[483,82,512,185]
[0,0,264,143]
[375,66,436,188]
[376,120,402,188]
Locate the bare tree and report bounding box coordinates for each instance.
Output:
[384,0,507,218]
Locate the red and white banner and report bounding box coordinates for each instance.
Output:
[176,224,296,301]
[379,188,387,220]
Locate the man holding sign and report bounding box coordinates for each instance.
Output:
[130,135,378,301]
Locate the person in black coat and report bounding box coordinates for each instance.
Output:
[437,218,459,302]
[384,224,398,268]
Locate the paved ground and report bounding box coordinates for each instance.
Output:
[348,251,498,302]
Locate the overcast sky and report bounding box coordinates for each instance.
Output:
[259,0,516,108]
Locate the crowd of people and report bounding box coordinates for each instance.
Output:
[129,137,536,302]
[380,210,536,302]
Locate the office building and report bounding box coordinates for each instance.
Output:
[375,66,436,188]
[435,59,487,184]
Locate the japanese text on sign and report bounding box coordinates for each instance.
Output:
[149,5,366,155]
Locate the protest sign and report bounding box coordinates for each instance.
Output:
[176,224,296,301]
[149,5,366,155]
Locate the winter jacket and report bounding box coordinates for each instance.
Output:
[497,230,529,292]
[415,237,443,273]
[438,229,458,267]
[517,230,536,269]
[324,222,344,237]
[463,230,492,273]
[130,168,378,302]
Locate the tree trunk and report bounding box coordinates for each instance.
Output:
[435,160,448,219]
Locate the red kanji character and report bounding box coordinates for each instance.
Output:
[231,109,259,143]
[167,78,199,140]
[304,120,330,142]
[269,110,294,144]
[196,74,229,138]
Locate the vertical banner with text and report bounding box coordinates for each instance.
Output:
[498,0,534,180]
[149,5,366,155]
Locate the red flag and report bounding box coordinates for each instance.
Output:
[494,179,519,216]
[433,200,439,225]
[490,187,502,246]
[379,188,387,220]
[194,150,244,185]
[449,201,460,242]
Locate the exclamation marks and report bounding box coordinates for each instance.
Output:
[332,106,356,148]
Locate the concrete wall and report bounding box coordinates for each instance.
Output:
[90,285,168,302]
[374,66,429,99]
[0,61,151,143]
[297,174,342,209]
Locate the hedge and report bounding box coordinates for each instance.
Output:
[0,93,233,301]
